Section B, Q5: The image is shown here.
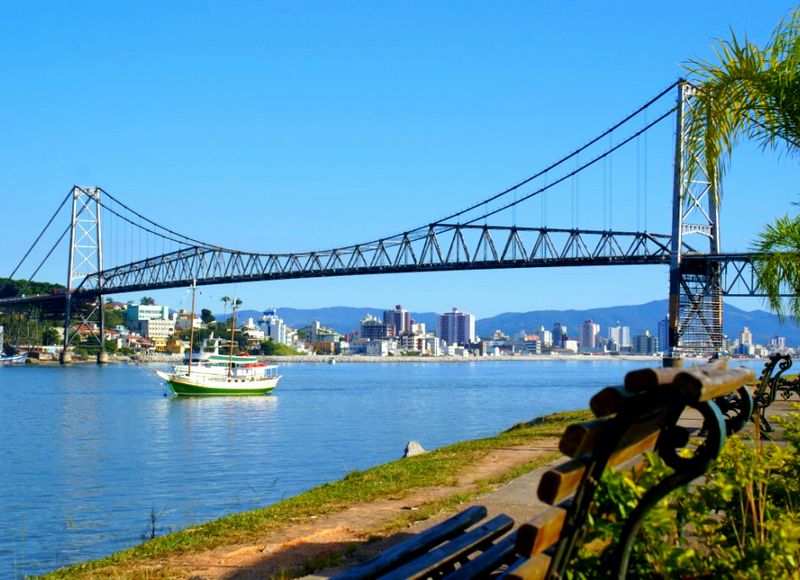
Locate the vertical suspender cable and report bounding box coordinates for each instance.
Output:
[644,109,648,231]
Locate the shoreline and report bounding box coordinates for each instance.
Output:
[23,353,766,365]
[258,353,665,363]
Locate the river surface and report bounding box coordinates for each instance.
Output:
[0,359,764,577]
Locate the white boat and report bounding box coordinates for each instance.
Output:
[0,353,27,365]
[157,355,280,396]
[156,284,280,396]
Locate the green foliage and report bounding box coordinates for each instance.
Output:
[140,296,155,305]
[200,308,215,325]
[0,277,64,299]
[260,340,301,356]
[685,6,800,188]
[103,305,124,328]
[685,8,800,321]
[752,214,800,320]
[41,326,60,346]
[569,410,800,578]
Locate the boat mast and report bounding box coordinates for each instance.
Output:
[188,279,197,377]
[228,297,237,378]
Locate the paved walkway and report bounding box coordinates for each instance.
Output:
[308,398,797,579]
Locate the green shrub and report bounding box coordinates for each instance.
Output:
[568,408,800,579]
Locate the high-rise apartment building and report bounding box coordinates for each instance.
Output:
[383,305,411,335]
[437,307,476,346]
[740,326,753,346]
[259,308,287,344]
[608,323,631,350]
[359,314,392,340]
[769,335,787,351]
[580,319,600,350]
[657,317,669,354]
[632,331,658,354]
[552,323,567,348]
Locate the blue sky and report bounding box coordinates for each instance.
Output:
[1,1,799,319]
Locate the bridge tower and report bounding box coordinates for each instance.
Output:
[61,186,107,364]
[668,81,723,358]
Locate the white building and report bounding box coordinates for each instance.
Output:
[126,303,169,322]
[437,307,476,346]
[258,309,288,344]
[608,323,631,350]
[174,309,203,331]
[126,302,174,339]
[562,339,579,353]
[135,318,176,340]
[769,335,788,352]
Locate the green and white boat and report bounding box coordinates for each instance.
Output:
[156,284,280,396]
[157,354,280,396]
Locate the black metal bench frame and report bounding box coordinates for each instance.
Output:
[753,353,800,432]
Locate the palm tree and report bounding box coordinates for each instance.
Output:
[752,215,800,320]
[220,295,231,320]
[685,7,800,318]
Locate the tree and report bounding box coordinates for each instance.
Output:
[685,7,800,318]
[140,296,156,306]
[752,215,800,320]
[221,296,231,320]
[200,308,215,325]
[42,326,60,346]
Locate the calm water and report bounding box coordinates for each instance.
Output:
[0,359,762,577]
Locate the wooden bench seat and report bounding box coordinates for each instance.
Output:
[332,361,754,580]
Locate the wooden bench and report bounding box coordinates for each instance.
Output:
[332,362,754,580]
[753,353,800,432]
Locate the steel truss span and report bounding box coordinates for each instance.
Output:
[682,254,761,297]
[73,225,677,295]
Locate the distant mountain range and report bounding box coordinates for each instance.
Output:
[223,300,800,345]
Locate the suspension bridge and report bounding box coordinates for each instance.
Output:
[0,81,775,359]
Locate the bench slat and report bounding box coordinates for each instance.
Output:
[538,431,658,505]
[590,386,642,417]
[672,367,755,402]
[624,360,728,391]
[444,533,518,580]
[625,364,753,403]
[504,552,552,580]
[559,408,669,458]
[515,506,567,557]
[332,505,487,579]
[380,514,514,580]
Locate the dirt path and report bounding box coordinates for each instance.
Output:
[136,440,560,579]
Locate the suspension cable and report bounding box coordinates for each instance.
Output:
[428,80,679,226]
[4,188,72,281]
[97,199,201,248]
[98,188,224,249]
[27,224,71,282]
[459,106,677,227]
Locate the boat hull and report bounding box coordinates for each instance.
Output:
[0,354,27,365]
[156,370,279,396]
